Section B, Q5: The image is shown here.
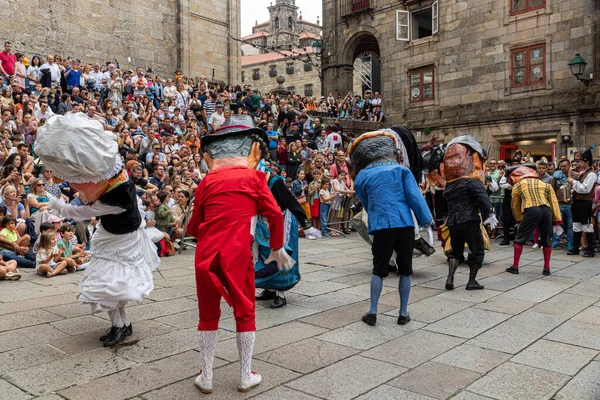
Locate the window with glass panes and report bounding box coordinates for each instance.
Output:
[409,66,434,102]
[511,0,545,15]
[511,44,545,87]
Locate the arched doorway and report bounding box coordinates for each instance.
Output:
[345,32,381,96]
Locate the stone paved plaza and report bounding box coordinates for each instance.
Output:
[1,234,600,399]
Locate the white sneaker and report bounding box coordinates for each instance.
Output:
[532,243,539,249]
[238,371,262,393]
[195,373,213,394]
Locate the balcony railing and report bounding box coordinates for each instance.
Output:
[344,0,373,16]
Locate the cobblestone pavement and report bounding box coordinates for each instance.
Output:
[1,234,600,399]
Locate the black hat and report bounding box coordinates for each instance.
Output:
[581,145,594,164]
[446,134,490,160]
[201,115,268,151]
[422,145,444,174]
[506,163,536,177]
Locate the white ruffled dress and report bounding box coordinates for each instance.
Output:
[50,197,159,313]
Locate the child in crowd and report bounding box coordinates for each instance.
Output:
[292,170,311,219]
[308,169,322,230]
[330,170,354,234]
[0,253,19,280]
[319,178,335,237]
[0,215,31,251]
[36,231,73,277]
[285,177,293,190]
[155,191,174,235]
[57,224,88,268]
[33,222,54,252]
[48,215,64,241]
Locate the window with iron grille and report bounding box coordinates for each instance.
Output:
[269,65,278,77]
[304,84,313,97]
[408,65,435,103]
[252,69,260,80]
[511,44,545,87]
[351,0,371,13]
[286,62,294,74]
[288,86,295,93]
[304,62,313,72]
[510,0,545,15]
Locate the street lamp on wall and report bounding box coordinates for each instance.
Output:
[312,40,323,56]
[568,53,592,86]
[311,40,324,96]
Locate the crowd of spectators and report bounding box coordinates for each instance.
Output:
[0,40,373,280]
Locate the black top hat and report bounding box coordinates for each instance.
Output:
[422,145,444,174]
[201,115,268,150]
[506,163,537,177]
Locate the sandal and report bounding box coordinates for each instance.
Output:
[343,229,352,234]
[4,271,21,280]
[329,231,341,237]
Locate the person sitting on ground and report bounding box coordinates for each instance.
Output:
[57,224,88,268]
[0,215,30,252]
[0,253,19,280]
[33,222,54,252]
[35,231,73,277]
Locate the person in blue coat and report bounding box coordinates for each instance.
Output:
[349,131,433,327]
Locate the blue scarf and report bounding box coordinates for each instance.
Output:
[553,170,568,185]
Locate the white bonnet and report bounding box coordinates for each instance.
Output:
[35,113,122,183]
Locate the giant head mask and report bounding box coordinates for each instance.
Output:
[506,164,538,186]
[422,145,446,189]
[440,135,489,184]
[200,115,268,171]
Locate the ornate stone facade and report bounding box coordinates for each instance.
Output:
[322,0,600,160]
[1,0,240,83]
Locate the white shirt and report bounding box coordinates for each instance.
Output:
[90,71,104,89]
[41,62,61,84]
[572,169,598,194]
[34,108,54,121]
[326,133,342,152]
[208,111,225,129]
[131,76,147,86]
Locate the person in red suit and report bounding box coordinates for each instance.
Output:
[187,115,294,394]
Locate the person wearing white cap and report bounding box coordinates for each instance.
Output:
[35,113,160,347]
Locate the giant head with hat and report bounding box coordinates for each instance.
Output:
[505,164,538,186]
[201,114,268,171]
[422,145,446,189]
[441,134,489,184]
[35,113,125,202]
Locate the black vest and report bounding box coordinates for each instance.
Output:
[98,179,141,235]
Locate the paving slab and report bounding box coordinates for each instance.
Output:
[286,355,406,400]
[571,305,600,325]
[466,362,569,400]
[337,282,396,299]
[123,297,198,322]
[118,327,199,363]
[146,285,197,301]
[49,315,110,335]
[554,361,600,400]
[298,300,395,330]
[545,320,600,350]
[289,280,352,296]
[501,278,575,303]
[4,348,138,395]
[44,302,94,318]
[435,288,503,304]
[565,281,600,298]
[0,309,63,332]
[386,295,475,323]
[424,308,511,339]
[256,337,359,373]
[0,293,77,316]
[141,359,299,400]
[0,378,32,400]
[0,344,67,373]
[468,310,567,354]
[252,386,322,400]
[450,392,497,400]
[301,269,348,282]
[554,260,600,280]
[0,324,66,353]
[0,281,78,302]
[530,292,597,318]
[474,296,535,315]
[388,361,481,399]
[58,351,224,400]
[293,290,364,311]
[433,344,512,374]
[363,329,465,368]
[329,271,372,285]
[154,309,198,329]
[215,321,327,362]
[355,385,437,400]
[510,339,597,375]
[477,272,539,291]
[316,315,425,350]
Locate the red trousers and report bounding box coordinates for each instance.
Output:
[195,248,256,332]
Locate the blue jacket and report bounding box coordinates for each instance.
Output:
[355,161,433,234]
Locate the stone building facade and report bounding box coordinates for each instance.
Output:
[241,49,321,96]
[322,0,600,161]
[1,0,240,84]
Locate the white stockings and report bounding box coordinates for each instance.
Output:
[198,330,219,381]
[236,331,256,382]
[108,309,124,328]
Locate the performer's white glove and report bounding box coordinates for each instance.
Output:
[304,226,322,240]
[553,225,564,237]
[426,225,434,246]
[265,248,296,271]
[483,213,498,230]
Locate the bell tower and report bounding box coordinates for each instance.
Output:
[267,0,299,50]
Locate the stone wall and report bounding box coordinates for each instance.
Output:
[322,0,600,158]
[242,58,321,96]
[1,0,240,82]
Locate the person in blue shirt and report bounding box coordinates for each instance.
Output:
[64,60,82,93]
[349,131,433,327]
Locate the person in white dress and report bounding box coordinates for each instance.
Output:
[35,113,159,347]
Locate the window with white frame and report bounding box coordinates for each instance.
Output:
[396,0,438,42]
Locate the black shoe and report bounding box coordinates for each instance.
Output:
[506,266,519,274]
[101,324,132,341]
[583,252,595,258]
[499,240,510,246]
[256,290,276,301]
[566,250,580,256]
[397,314,411,325]
[270,296,287,309]
[466,266,484,290]
[362,313,377,326]
[543,269,551,276]
[103,326,128,347]
[99,328,111,342]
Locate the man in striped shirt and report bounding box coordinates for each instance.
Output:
[506,165,563,276]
